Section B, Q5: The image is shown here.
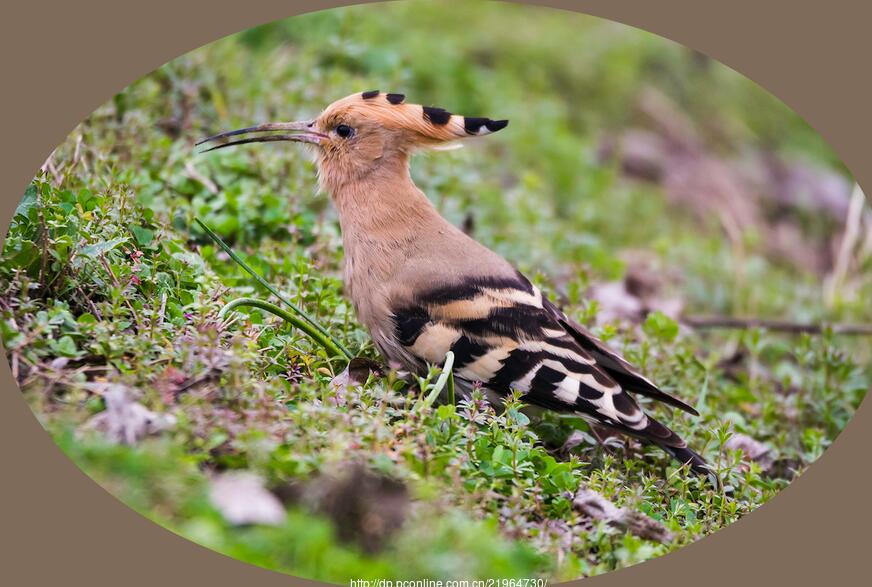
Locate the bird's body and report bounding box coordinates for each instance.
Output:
[201,91,717,486]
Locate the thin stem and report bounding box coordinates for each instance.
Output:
[220,297,347,359]
[195,217,353,359]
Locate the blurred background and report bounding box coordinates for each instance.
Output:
[137,0,869,320]
[3,0,870,582]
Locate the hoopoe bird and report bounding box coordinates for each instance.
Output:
[199,90,717,486]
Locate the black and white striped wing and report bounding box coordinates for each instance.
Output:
[542,300,699,416]
[390,271,714,481]
[394,274,668,428]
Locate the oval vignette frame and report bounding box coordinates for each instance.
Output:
[0,1,870,587]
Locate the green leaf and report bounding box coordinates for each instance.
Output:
[80,236,128,258]
[77,188,97,211]
[507,407,530,426]
[51,335,80,358]
[130,225,155,246]
[8,243,40,272]
[77,313,98,324]
[436,404,456,420]
[643,310,679,343]
[15,184,38,219]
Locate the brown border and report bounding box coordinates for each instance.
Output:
[1,1,870,585]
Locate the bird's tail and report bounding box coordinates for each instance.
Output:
[659,443,722,490]
[631,414,722,490]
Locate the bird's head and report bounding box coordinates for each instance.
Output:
[197,90,508,192]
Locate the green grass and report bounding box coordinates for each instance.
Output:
[2,1,869,582]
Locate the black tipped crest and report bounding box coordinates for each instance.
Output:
[464,117,509,135]
[361,89,380,99]
[422,106,452,125]
[386,93,405,105]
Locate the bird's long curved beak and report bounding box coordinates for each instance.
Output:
[195,121,325,152]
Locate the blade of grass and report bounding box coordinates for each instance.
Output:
[447,359,455,406]
[220,297,347,359]
[195,217,353,359]
[424,351,455,408]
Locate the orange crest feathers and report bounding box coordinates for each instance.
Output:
[320,90,509,146]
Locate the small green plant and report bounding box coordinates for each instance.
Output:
[197,217,352,361]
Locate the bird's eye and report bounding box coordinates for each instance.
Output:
[335,124,354,138]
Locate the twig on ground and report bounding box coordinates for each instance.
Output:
[684,315,872,336]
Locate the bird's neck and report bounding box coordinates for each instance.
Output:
[330,158,444,247]
[328,157,450,292]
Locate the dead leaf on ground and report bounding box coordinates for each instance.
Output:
[588,280,645,325]
[725,433,774,472]
[79,383,175,445]
[209,472,286,526]
[559,429,597,455]
[588,252,684,326]
[573,486,672,543]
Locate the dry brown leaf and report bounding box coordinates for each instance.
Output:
[588,253,684,326]
[574,486,673,543]
[725,433,774,472]
[80,383,175,445]
[209,472,286,526]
